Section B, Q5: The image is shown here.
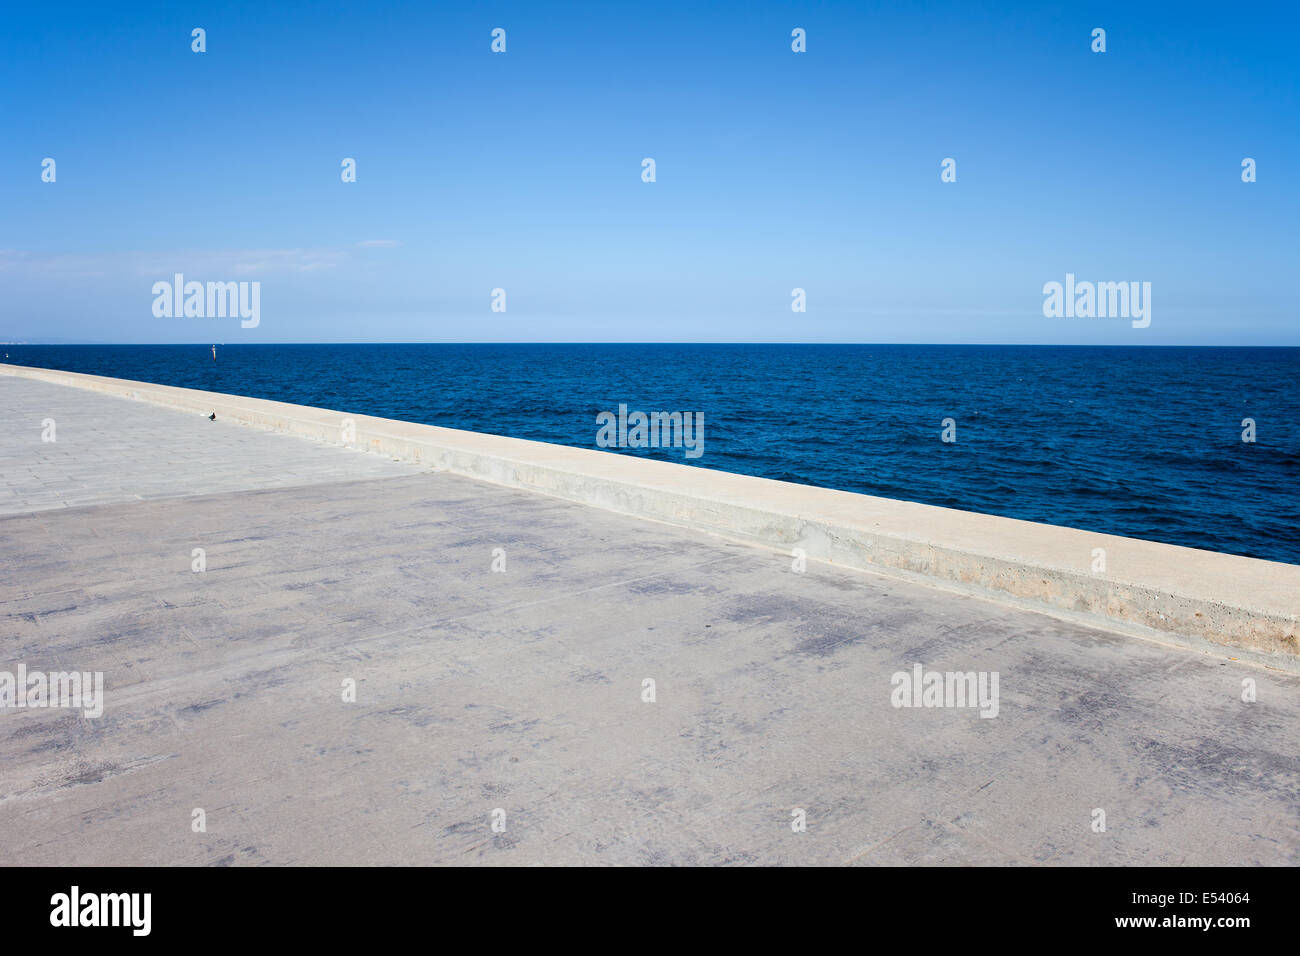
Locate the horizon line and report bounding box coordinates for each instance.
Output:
[4,342,1300,349]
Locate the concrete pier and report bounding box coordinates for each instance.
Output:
[1,368,1298,865]
[4,363,1296,668]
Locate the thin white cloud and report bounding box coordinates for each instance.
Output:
[0,247,353,278]
[140,248,348,276]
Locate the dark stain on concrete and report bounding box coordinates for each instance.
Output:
[180,698,225,716]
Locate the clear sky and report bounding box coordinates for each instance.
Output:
[1,0,1296,344]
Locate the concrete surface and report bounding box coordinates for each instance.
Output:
[3,363,1296,668]
[0,377,422,515]
[1,374,1298,865]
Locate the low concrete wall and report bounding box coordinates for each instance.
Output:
[5,362,1297,670]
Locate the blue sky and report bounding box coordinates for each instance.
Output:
[1,0,1296,344]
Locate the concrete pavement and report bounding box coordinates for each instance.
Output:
[1,375,1297,865]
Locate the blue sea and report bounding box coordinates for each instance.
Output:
[5,344,1298,565]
